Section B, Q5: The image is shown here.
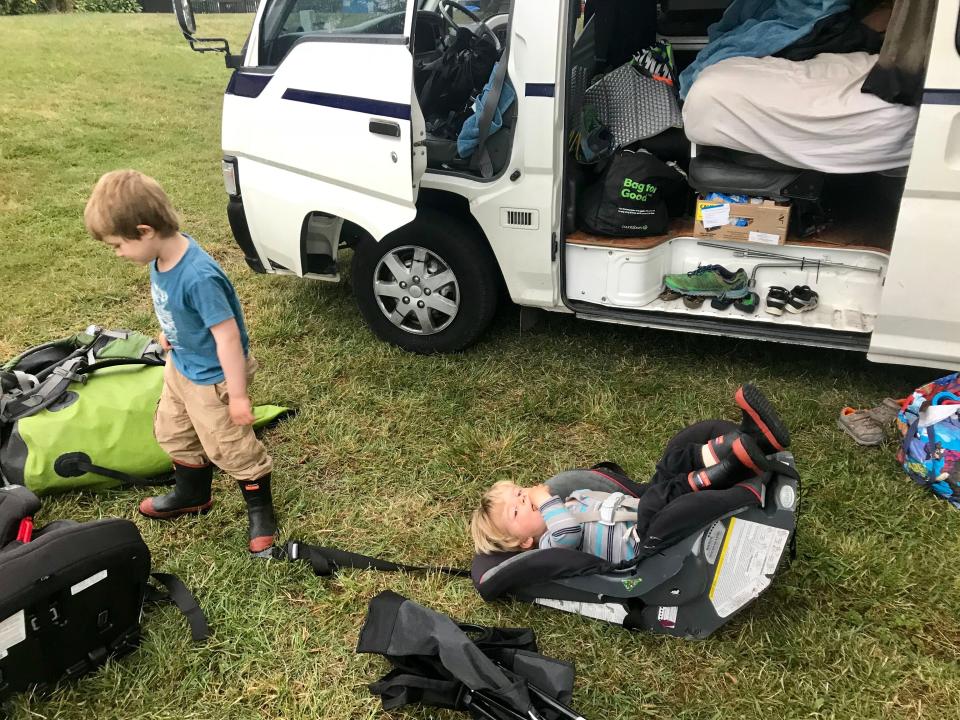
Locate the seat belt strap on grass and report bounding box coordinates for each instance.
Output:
[284,540,470,578]
[149,572,210,642]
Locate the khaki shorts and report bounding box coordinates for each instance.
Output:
[154,355,272,482]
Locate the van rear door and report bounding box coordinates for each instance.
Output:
[225,0,427,266]
[869,1,960,371]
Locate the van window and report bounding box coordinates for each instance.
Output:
[259,0,408,67]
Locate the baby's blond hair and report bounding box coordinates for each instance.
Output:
[470,480,527,554]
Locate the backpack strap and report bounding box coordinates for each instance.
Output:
[147,572,210,642]
[0,356,87,423]
[0,356,164,425]
[53,452,173,488]
[284,540,470,578]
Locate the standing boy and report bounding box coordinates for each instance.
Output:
[84,169,277,553]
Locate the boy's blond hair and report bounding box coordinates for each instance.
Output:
[84,169,179,241]
[471,480,527,554]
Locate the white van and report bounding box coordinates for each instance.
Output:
[173,0,960,370]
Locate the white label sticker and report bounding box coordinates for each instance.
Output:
[701,204,730,229]
[657,606,678,629]
[71,569,108,595]
[535,598,628,625]
[703,521,726,565]
[0,610,27,658]
[748,230,782,245]
[709,519,790,618]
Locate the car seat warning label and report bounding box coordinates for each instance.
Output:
[709,519,789,618]
[0,610,26,660]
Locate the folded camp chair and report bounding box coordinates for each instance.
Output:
[472,420,799,639]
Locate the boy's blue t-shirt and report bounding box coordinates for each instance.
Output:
[150,234,249,385]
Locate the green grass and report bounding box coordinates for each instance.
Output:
[2,13,959,720]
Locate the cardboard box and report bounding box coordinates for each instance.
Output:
[693,196,790,245]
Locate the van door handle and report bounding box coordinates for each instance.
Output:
[369,120,401,138]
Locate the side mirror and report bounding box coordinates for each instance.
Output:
[171,0,243,68]
[173,0,197,38]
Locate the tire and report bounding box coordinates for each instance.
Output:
[351,209,499,353]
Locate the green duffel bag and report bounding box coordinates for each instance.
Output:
[0,326,288,495]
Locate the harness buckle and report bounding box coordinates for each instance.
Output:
[598,492,625,526]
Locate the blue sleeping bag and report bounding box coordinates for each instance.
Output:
[678,0,851,98]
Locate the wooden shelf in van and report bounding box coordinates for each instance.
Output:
[565,218,891,254]
[566,218,694,249]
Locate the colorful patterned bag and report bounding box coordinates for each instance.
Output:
[896,373,960,508]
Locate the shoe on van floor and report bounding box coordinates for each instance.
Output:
[786,285,819,313]
[764,286,791,316]
[734,291,760,314]
[664,265,749,298]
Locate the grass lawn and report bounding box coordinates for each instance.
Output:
[2,13,959,720]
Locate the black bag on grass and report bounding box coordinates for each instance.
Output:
[0,484,208,699]
[578,147,687,236]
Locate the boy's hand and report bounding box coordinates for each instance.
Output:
[158,332,172,351]
[526,484,554,508]
[229,395,255,426]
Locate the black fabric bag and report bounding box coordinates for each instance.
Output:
[0,485,208,699]
[578,147,687,237]
[357,590,582,720]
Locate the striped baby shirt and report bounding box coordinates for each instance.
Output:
[537,492,639,563]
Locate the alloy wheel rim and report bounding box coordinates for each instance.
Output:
[372,245,460,335]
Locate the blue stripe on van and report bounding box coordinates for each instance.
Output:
[281,88,411,120]
[922,89,960,106]
[226,71,272,98]
[525,83,555,97]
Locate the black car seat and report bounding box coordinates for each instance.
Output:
[472,420,799,639]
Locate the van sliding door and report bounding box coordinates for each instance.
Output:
[869,0,960,371]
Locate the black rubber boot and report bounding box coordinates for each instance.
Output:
[687,434,775,492]
[239,474,277,554]
[736,383,791,453]
[703,430,743,465]
[139,462,213,519]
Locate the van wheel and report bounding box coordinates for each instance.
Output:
[351,211,499,353]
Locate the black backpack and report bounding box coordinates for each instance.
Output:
[0,484,208,699]
[578,147,687,237]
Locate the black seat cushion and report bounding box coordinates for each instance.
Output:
[689,146,824,201]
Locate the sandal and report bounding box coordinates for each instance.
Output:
[734,291,760,314]
[658,288,683,302]
[786,285,819,314]
[764,286,791,316]
[683,295,705,309]
[710,295,735,310]
[837,407,885,446]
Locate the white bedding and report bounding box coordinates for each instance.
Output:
[682,52,919,174]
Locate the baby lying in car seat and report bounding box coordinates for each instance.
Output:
[471,384,793,561]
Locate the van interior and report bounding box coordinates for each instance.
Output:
[411,0,926,347]
[560,0,923,347]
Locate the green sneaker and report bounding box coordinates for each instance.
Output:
[664,265,749,298]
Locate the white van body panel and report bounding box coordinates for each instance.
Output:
[869,0,960,371]
[223,4,425,275]
[216,0,960,368]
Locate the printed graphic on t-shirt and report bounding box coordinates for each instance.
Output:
[151,283,178,345]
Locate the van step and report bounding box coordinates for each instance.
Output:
[569,300,870,352]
